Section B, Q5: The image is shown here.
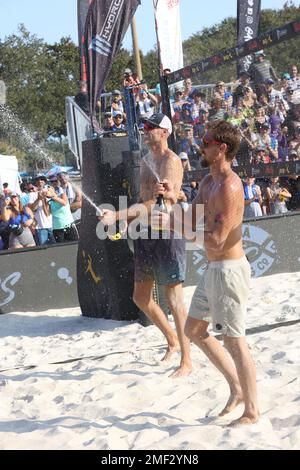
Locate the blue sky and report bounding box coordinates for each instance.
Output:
[0,0,295,53]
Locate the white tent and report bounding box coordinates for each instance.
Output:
[0,155,21,193]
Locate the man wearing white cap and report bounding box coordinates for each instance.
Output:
[100,113,192,377]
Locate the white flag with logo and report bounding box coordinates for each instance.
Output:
[153,0,183,72]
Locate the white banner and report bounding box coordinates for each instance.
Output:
[153,0,183,73]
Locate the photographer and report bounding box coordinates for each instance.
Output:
[46,176,79,243]
[1,193,35,249]
[28,175,56,246]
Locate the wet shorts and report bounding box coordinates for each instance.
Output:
[188,256,251,337]
[133,228,186,285]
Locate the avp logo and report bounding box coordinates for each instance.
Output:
[243,224,277,277]
[192,224,277,278]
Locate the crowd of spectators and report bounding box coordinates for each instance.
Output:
[78,51,299,217]
[0,170,82,250]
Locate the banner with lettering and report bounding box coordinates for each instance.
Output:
[153,0,183,73]
[84,0,140,117]
[237,0,261,74]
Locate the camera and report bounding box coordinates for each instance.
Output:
[10,224,24,236]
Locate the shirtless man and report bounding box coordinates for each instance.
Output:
[154,120,260,425]
[100,113,192,377]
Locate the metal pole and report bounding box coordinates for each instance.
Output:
[131,16,143,80]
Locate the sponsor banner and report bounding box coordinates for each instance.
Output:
[186,161,300,183]
[84,0,139,117]
[168,18,300,84]
[153,0,183,73]
[78,0,93,81]
[237,0,261,74]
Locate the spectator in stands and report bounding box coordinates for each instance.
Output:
[103,111,114,132]
[249,50,278,94]
[209,98,228,121]
[241,86,255,112]
[254,106,269,133]
[19,182,30,207]
[233,70,251,105]
[190,90,208,119]
[110,111,127,136]
[172,87,187,123]
[46,177,79,243]
[74,80,90,116]
[277,123,289,162]
[1,193,36,249]
[285,175,300,211]
[136,87,157,124]
[251,147,270,166]
[265,177,291,215]
[177,124,201,166]
[288,125,300,160]
[57,170,82,221]
[243,177,263,218]
[28,175,56,246]
[236,120,256,165]
[123,68,139,89]
[213,81,233,110]
[180,102,194,126]
[0,194,10,250]
[193,108,209,139]
[264,79,286,108]
[280,73,292,96]
[256,123,278,161]
[2,183,11,197]
[290,65,300,89]
[182,78,195,102]
[110,90,126,120]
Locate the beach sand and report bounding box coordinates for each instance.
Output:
[0,271,299,450]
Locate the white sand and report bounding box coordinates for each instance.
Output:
[0,272,299,450]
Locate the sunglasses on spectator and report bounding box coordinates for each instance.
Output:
[143,122,159,131]
[202,136,223,148]
[11,195,19,199]
[50,179,58,183]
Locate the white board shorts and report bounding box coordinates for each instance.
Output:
[188,256,251,338]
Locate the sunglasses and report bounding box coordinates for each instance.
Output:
[11,195,19,199]
[202,137,222,148]
[50,179,58,183]
[143,122,158,131]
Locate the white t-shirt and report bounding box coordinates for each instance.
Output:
[28,192,53,229]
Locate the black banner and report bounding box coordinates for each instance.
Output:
[186,161,300,183]
[84,0,140,117]
[237,0,261,75]
[77,137,140,321]
[78,0,93,81]
[168,18,300,84]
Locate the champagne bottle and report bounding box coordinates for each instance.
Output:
[156,194,168,213]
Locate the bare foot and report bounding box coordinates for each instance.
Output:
[219,392,244,417]
[228,413,260,427]
[161,343,180,362]
[169,363,193,378]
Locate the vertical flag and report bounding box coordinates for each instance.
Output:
[237,0,261,74]
[84,0,140,118]
[153,0,183,73]
[78,0,93,81]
